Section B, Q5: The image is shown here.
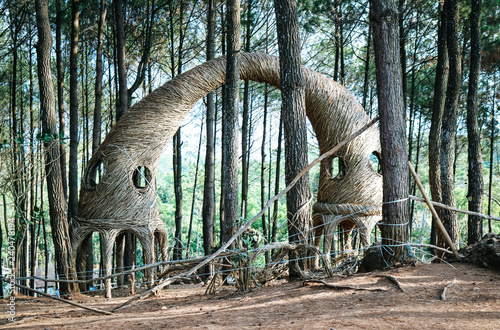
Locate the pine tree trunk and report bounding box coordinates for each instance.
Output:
[222,0,241,244]
[93,0,107,154]
[241,0,253,219]
[362,25,371,112]
[439,0,461,248]
[429,5,448,248]
[274,0,312,279]
[202,0,216,277]
[55,0,67,201]
[487,100,495,233]
[115,0,128,120]
[35,0,74,294]
[173,129,183,260]
[371,0,409,264]
[272,117,283,245]
[68,0,79,224]
[466,0,483,245]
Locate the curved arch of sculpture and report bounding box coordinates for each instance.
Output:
[71,53,382,297]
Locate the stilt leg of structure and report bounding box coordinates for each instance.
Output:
[100,233,116,298]
[138,234,155,289]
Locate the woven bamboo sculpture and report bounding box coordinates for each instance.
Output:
[70,53,382,297]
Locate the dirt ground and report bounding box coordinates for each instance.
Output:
[2,262,500,329]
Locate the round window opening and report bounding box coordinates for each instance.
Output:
[133,166,152,189]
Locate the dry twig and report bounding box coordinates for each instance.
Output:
[440,278,456,300]
[377,275,404,292]
[303,279,388,292]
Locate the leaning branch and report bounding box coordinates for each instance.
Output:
[3,280,113,316]
[409,195,500,222]
[110,117,379,313]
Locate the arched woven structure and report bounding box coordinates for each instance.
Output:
[71,52,382,297]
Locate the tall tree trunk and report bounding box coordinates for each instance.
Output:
[202,0,216,277]
[171,0,185,261]
[29,34,37,295]
[93,0,107,154]
[261,83,269,264]
[115,0,128,120]
[272,116,283,245]
[69,0,80,222]
[222,0,241,244]
[466,0,483,245]
[35,0,74,295]
[219,4,227,243]
[399,0,407,110]
[173,129,183,260]
[487,96,495,233]
[439,0,461,248]
[274,0,312,279]
[362,24,372,113]
[241,0,253,219]
[186,121,204,258]
[55,0,68,201]
[127,0,155,102]
[429,5,448,248]
[371,0,408,264]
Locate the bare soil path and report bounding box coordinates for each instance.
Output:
[2,263,499,329]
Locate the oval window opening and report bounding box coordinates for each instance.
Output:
[329,156,346,179]
[86,158,104,189]
[133,166,152,189]
[370,151,381,174]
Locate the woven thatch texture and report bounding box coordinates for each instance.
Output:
[78,53,381,224]
[71,53,383,293]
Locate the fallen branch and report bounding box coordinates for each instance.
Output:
[3,280,113,315]
[440,278,456,301]
[377,275,404,292]
[110,117,380,313]
[303,279,388,292]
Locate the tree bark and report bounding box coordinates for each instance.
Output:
[439,0,461,248]
[55,0,67,201]
[35,0,74,295]
[429,4,448,248]
[241,0,253,219]
[371,0,409,264]
[68,0,80,222]
[274,0,312,278]
[362,24,372,113]
[466,0,483,245]
[487,100,495,233]
[222,0,241,244]
[173,129,183,260]
[202,0,216,276]
[115,0,128,121]
[93,0,108,154]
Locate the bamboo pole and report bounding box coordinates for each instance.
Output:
[409,195,500,222]
[408,161,461,261]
